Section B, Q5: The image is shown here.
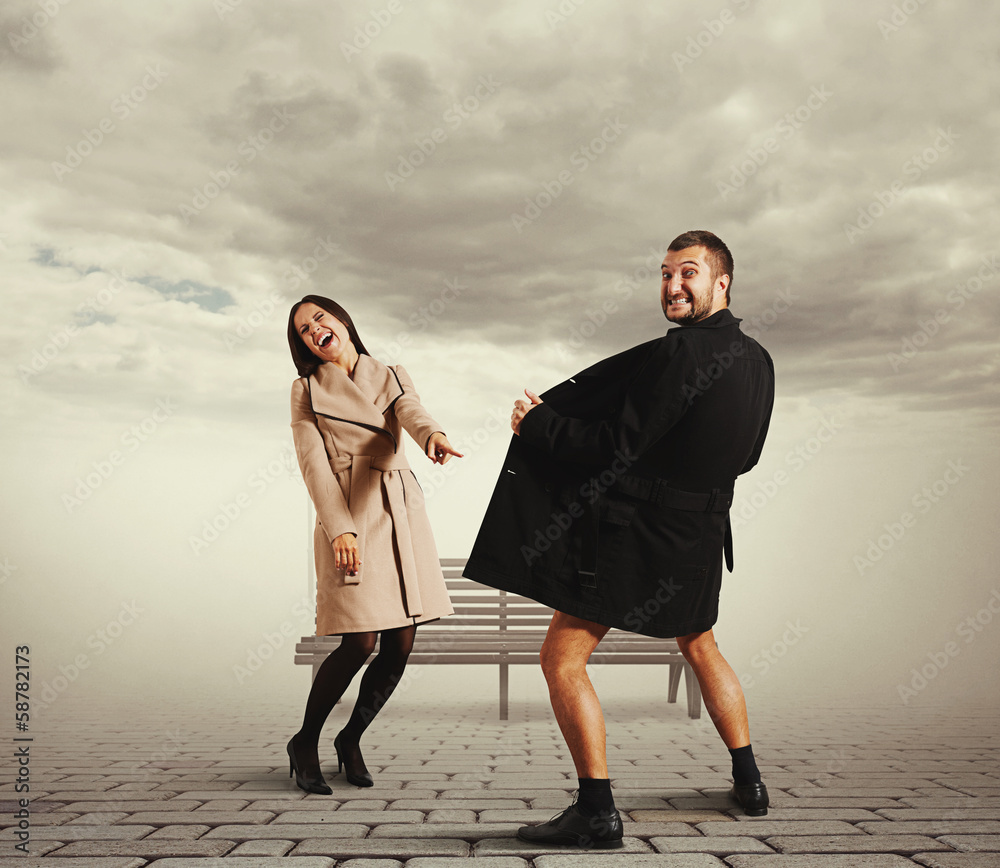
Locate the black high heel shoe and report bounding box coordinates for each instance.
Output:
[334,732,373,787]
[286,735,332,795]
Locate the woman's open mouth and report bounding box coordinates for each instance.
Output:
[317,332,333,348]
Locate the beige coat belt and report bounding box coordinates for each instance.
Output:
[328,452,424,617]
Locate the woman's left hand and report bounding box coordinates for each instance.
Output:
[426,432,463,465]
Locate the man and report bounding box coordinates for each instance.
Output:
[464,230,775,848]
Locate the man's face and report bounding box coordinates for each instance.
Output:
[660,246,729,325]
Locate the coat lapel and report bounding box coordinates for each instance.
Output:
[350,354,404,415]
[308,355,403,442]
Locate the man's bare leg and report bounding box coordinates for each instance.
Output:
[517,610,624,847]
[675,628,749,747]
[540,611,612,777]
[676,628,768,815]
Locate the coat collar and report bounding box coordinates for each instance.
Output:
[669,308,742,331]
[308,354,403,433]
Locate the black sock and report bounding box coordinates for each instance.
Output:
[729,744,761,786]
[576,777,615,815]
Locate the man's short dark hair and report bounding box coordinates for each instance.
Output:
[668,230,734,306]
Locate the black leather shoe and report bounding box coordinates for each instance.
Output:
[334,733,374,787]
[731,782,769,816]
[286,736,332,795]
[517,803,623,849]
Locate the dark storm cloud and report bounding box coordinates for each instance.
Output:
[1,0,997,419]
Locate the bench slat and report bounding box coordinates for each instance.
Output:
[295,563,702,721]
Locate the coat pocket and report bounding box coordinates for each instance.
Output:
[588,498,637,586]
[600,498,636,527]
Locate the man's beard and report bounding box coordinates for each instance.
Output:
[666,292,714,325]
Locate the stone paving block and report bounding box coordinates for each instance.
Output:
[370,823,521,839]
[903,799,1000,808]
[725,797,907,809]
[473,837,652,855]
[339,860,402,868]
[36,789,180,801]
[47,839,237,857]
[726,857,918,867]
[145,825,212,838]
[60,799,205,812]
[619,823,705,837]
[19,782,118,793]
[861,822,1000,835]
[22,825,156,841]
[0,811,79,826]
[390,799,527,810]
[937,837,1000,853]
[0,841,65,858]
[108,783,169,792]
[292,838,471,857]
[816,777,942,789]
[195,799,253,810]
[408,782,488,792]
[667,797,744,811]
[117,810,276,824]
[153,782,244,792]
[203,824,370,840]
[339,800,390,810]
[272,810,424,824]
[426,809,477,822]
[786,788,920,798]
[912,854,1000,867]
[63,811,129,824]
[765,834,953,854]
[406,858,529,868]
[534,856,727,868]
[696,820,863,837]
[730,809,884,821]
[649,835,775,853]
[932,777,1000,787]
[246,800,347,811]
[229,839,297,855]
[0,859,147,868]
[480,809,586,823]
[879,810,1000,821]
[631,810,735,823]
[144,860,336,867]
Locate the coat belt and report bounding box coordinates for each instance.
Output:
[614,474,734,512]
[579,475,737,585]
[614,474,735,572]
[328,452,424,617]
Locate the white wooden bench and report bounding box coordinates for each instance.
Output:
[295,558,703,720]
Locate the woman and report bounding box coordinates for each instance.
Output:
[285,295,461,794]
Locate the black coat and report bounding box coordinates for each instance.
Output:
[464,309,775,638]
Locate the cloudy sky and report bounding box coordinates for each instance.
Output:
[2,0,998,716]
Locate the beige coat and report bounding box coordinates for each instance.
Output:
[290,355,454,635]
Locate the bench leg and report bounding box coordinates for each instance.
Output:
[684,662,702,719]
[667,662,682,704]
[499,661,509,721]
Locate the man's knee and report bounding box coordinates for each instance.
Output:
[539,639,582,683]
[676,629,717,665]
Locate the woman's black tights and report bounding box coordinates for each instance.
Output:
[293,624,416,772]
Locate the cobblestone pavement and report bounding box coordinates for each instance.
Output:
[2,678,998,867]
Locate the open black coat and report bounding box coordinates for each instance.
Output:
[464,309,774,638]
